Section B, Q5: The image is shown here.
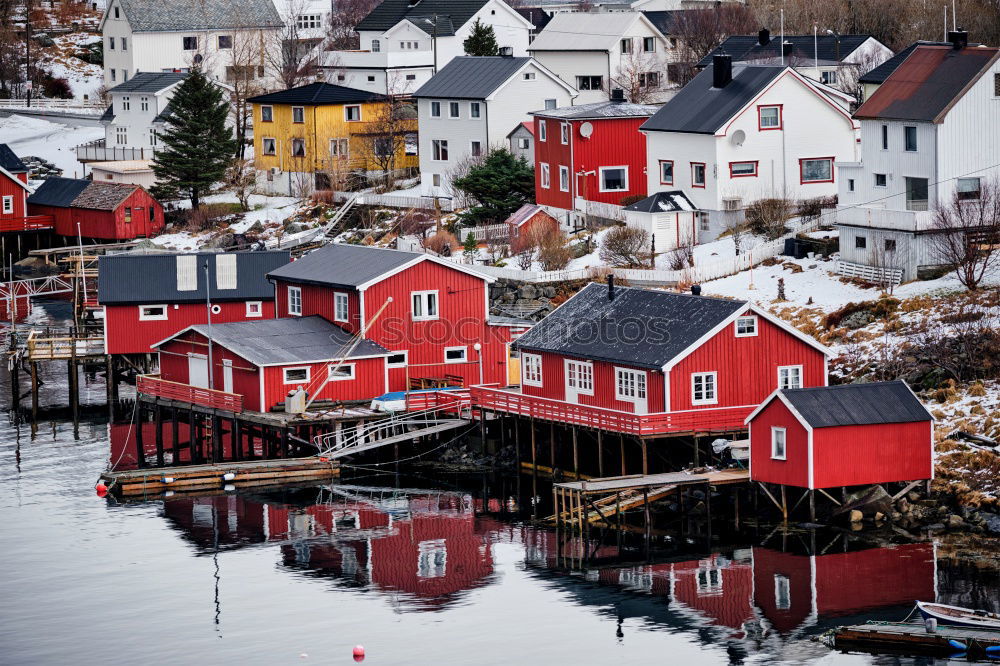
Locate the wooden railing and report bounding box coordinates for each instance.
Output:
[471,385,752,436]
[403,388,472,414]
[137,374,244,413]
[0,215,54,233]
[26,330,105,360]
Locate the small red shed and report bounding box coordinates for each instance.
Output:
[0,144,31,224]
[27,176,164,240]
[746,381,934,490]
[505,203,559,242]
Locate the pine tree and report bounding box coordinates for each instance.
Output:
[453,148,534,225]
[462,230,479,259]
[151,69,237,209]
[463,19,499,56]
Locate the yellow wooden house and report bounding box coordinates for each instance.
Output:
[248,82,418,194]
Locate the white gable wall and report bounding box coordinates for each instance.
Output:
[104,85,176,149]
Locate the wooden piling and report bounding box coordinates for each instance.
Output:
[572,426,579,479]
[597,430,604,477]
[30,361,38,421]
[154,404,164,467]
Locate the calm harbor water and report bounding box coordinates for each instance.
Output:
[2,304,999,665]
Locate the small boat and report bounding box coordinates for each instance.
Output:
[916,601,1000,629]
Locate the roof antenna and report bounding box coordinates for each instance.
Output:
[607,273,615,300]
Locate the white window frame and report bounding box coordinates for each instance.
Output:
[283,366,311,385]
[615,367,647,401]
[522,353,542,387]
[560,122,569,144]
[261,137,276,155]
[470,140,482,157]
[448,101,460,118]
[386,351,408,368]
[758,105,781,129]
[444,346,468,364]
[334,292,349,322]
[430,101,441,117]
[771,426,787,460]
[245,301,263,317]
[565,360,594,395]
[470,102,481,118]
[288,286,302,316]
[1,196,12,214]
[291,106,305,123]
[778,365,802,390]
[559,165,569,192]
[345,105,361,122]
[411,290,439,321]
[774,574,791,609]
[599,165,628,192]
[540,162,550,189]
[734,315,757,337]
[431,139,448,161]
[328,363,355,381]
[260,105,273,122]
[691,371,717,405]
[538,119,546,142]
[138,304,168,321]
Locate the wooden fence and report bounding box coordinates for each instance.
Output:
[334,191,455,212]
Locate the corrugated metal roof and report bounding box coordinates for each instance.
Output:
[26,177,91,208]
[0,143,28,173]
[513,283,745,368]
[247,82,383,106]
[781,381,932,428]
[699,34,877,67]
[532,100,659,119]
[641,64,783,134]
[98,250,291,304]
[641,10,687,36]
[187,316,390,365]
[859,41,979,84]
[115,0,283,32]
[853,44,999,122]
[267,244,422,288]
[107,71,187,93]
[355,0,488,35]
[624,190,697,213]
[528,12,643,51]
[414,56,531,99]
[515,6,551,31]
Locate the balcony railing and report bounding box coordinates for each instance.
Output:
[0,215,54,233]
[75,139,157,163]
[471,385,752,436]
[137,374,244,413]
[321,49,434,69]
[835,205,933,232]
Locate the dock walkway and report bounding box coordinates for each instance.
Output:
[834,621,1000,657]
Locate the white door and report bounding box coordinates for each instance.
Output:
[564,360,593,404]
[188,353,209,389]
[222,359,233,394]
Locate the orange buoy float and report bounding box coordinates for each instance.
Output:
[95,482,108,497]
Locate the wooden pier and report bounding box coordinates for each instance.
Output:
[833,621,1000,658]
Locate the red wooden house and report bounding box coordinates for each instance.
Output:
[27,176,164,240]
[746,381,934,490]
[0,144,52,235]
[474,281,830,436]
[504,203,559,242]
[99,250,290,355]
[533,98,658,214]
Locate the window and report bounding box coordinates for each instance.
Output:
[432,174,441,187]
[544,98,557,110]
[639,72,659,88]
[820,70,837,85]
[874,173,887,187]
[328,363,355,380]
[538,119,547,141]
[905,177,928,211]
[109,36,115,50]
[387,351,408,368]
[560,122,569,144]
[774,574,791,609]
[778,365,802,389]
[114,6,119,18]
[771,426,786,460]
[885,238,896,252]
[330,137,349,157]
[261,137,276,155]
[995,72,1000,97]
[559,165,569,192]
[855,235,867,249]
[735,315,757,337]
[729,161,758,177]
[848,178,855,192]
[110,69,116,82]
[183,36,197,50]
[904,125,917,152]
[643,36,656,52]
[115,127,127,144]
[448,101,460,118]
[121,96,130,111]
[124,206,132,223]
[432,139,448,161]
[217,35,232,49]
[523,72,536,80]
[881,124,888,150]
[522,353,542,386]
[246,301,263,317]
[140,97,148,111]
[334,292,349,322]
[691,372,717,405]
[540,162,550,188]
[668,37,678,49]
[371,39,380,52]
[566,361,594,395]
[470,140,482,157]
[758,105,781,130]
[430,101,441,117]
[291,106,305,123]
[406,74,415,80]
[288,286,302,315]
[470,102,481,118]
[345,105,361,121]
[620,38,633,54]
[283,367,310,384]
[800,158,833,183]
[418,539,447,578]
[576,75,602,91]
[260,105,273,122]
[517,137,530,149]
[599,166,627,192]
[615,368,647,401]
[659,160,673,185]
[122,37,127,51]
[412,290,438,320]
[699,213,710,231]
[957,177,982,200]
[138,305,167,321]
[405,133,417,155]
[1,196,11,214]
[291,138,305,157]
[691,162,706,187]
[296,14,322,29]
[444,346,467,363]
[373,137,393,156]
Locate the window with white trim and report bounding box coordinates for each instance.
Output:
[328,363,355,380]
[334,292,349,322]
[538,119,546,141]
[599,166,627,192]
[345,105,361,122]
[560,122,569,144]
[430,101,441,117]
[691,372,717,405]
[288,286,302,315]
[470,102,481,118]
[1,196,12,214]
[444,346,467,363]
[774,574,791,609]
[138,305,167,321]
[261,137,276,155]
[260,105,273,122]
[566,360,594,394]
[522,353,542,386]
[735,315,757,337]
[758,105,781,129]
[387,351,408,368]
[540,162,550,188]
[291,138,306,157]
[411,290,438,320]
[771,426,786,460]
[448,101,460,118]
[246,301,262,317]
[432,139,448,161]
[559,165,569,192]
[615,368,647,401]
[778,365,802,389]
[292,106,305,123]
[283,367,310,384]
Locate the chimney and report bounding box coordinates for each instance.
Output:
[499,46,513,57]
[758,28,770,46]
[712,54,732,88]
[610,88,625,103]
[782,41,793,58]
[690,284,702,296]
[607,274,615,300]
[947,29,968,50]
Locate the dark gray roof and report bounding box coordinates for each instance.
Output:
[624,190,697,213]
[356,0,488,35]
[642,64,783,134]
[267,244,423,288]
[152,103,173,124]
[780,381,932,428]
[532,100,659,119]
[0,143,28,173]
[414,56,532,99]
[113,0,283,32]
[699,34,877,67]
[186,316,390,365]
[859,42,923,84]
[100,105,115,122]
[26,177,90,207]
[513,283,746,369]
[641,10,688,36]
[107,71,186,93]
[98,250,291,304]
[248,82,383,106]
[515,7,551,31]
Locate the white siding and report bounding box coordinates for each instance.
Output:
[531,51,609,104]
[838,119,937,211]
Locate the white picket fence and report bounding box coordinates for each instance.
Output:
[836,260,903,286]
[460,223,510,242]
[334,191,455,212]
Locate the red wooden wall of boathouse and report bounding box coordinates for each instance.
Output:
[158,330,264,410]
[748,397,811,488]
[811,421,933,488]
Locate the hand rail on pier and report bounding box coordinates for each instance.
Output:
[137,374,244,413]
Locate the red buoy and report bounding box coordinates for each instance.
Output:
[352,645,365,662]
[95,482,108,497]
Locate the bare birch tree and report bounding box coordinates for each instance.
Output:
[930,178,1000,291]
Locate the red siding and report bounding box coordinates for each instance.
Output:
[261,356,385,409]
[104,299,276,355]
[749,396,811,488]
[751,547,814,633]
[0,172,28,219]
[158,330,264,411]
[533,117,573,209]
[814,543,936,615]
[671,556,755,632]
[28,187,164,240]
[275,280,362,334]
[521,350,665,413]
[571,116,648,206]
[670,310,826,411]
[812,420,932,488]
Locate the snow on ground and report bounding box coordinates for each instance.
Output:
[42,33,104,102]
[0,113,102,178]
[152,193,302,250]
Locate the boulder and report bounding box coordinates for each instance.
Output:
[896,498,910,514]
[841,310,875,329]
[946,514,964,529]
[980,512,1000,535]
[907,490,921,502]
[849,509,863,523]
[890,511,903,522]
[518,284,538,300]
[542,286,557,298]
[874,511,885,522]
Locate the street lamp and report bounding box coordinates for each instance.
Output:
[474,342,483,385]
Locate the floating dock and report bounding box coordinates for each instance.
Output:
[833,621,1000,658]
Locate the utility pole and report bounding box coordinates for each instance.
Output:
[204,259,214,389]
[25,0,32,107]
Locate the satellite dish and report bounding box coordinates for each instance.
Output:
[731,129,746,147]
[579,122,594,139]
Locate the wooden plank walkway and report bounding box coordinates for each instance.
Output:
[554,468,749,494]
[834,621,1000,657]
